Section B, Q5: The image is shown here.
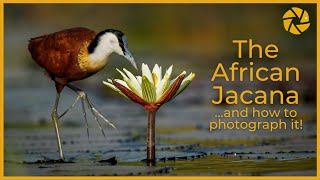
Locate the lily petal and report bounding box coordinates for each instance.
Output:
[113,80,148,105]
[142,63,154,85]
[136,76,142,85]
[103,80,119,91]
[167,65,173,76]
[102,80,128,98]
[116,68,129,81]
[123,68,140,86]
[174,72,196,98]
[170,71,186,85]
[142,76,156,103]
[114,79,130,90]
[123,68,142,96]
[156,74,185,104]
[152,64,162,87]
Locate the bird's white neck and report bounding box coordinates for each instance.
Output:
[88,43,113,62]
[83,43,113,72]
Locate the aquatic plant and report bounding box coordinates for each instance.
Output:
[103,63,195,166]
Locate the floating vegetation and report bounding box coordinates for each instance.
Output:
[159,137,294,147]
[121,154,316,175]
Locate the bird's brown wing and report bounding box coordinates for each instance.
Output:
[28,27,96,81]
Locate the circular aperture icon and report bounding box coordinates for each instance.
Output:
[283,7,310,35]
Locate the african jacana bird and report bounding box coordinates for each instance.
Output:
[28,27,137,161]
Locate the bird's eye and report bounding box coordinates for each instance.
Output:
[110,40,115,44]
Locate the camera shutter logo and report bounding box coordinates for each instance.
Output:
[283,7,310,35]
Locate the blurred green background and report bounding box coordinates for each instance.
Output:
[5,4,317,75]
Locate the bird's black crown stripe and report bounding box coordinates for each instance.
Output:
[88,29,126,54]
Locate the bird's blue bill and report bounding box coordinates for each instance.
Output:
[124,48,137,70]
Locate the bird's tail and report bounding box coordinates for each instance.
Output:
[28,34,47,52]
[28,34,47,42]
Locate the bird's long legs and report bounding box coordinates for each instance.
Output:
[59,84,117,138]
[52,92,65,161]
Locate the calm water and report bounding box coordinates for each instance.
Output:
[4,70,317,176]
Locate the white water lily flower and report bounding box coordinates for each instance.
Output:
[103,64,195,109]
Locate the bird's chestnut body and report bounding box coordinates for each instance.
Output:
[28,27,108,92]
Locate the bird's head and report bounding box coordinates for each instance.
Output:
[88,29,137,69]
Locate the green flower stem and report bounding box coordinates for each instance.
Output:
[147,109,157,166]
